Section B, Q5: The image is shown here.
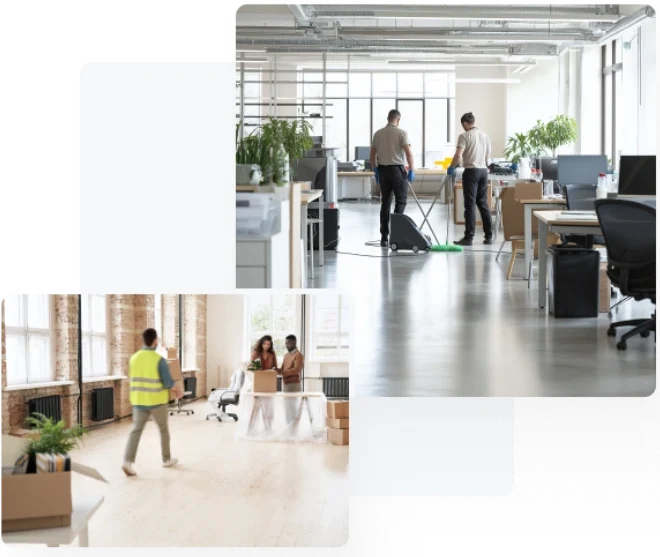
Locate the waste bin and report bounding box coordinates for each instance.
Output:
[547,246,600,318]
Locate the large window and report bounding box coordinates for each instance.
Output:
[310,294,350,361]
[4,295,53,385]
[245,294,300,363]
[81,295,108,377]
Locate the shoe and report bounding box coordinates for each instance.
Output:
[122,462,136,476]
[162,458,178,468]
[483,237,493,245]
[380,237,388,248]
[454,237,473,247]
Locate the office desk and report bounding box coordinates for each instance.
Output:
[3,493,104,547]
[519,198,566,280]
[236,391,327,443]
[536,211,603,308]
[301,189,324,271]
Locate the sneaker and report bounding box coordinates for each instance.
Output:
[122,462,136,476]
[483,237,493,245]
[454,237,473,247]
[162,458,178,468]
[380,237,388,248]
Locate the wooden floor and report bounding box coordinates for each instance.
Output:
[64,399,348,547]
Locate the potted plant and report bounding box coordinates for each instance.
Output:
[540,115,578,156]
[23,413,85,474]
[246,359,262,371]
[504,132,533,164]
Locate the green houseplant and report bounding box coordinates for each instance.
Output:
[23,413,86,473]
[540,115,578,156]
[247,359,262,371]
[504,132,533,164]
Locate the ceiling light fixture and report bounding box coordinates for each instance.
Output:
[455,78,521,84]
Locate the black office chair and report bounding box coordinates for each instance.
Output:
[594,199,656,351]
[564,184,605,247]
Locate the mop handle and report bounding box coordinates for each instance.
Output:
[446,173,456,244]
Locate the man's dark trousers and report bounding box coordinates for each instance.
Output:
[379,165,408,238]
[462,168,492,239]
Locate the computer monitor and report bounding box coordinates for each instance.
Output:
[618,155,656,196]
[557,155,607,186]
[311,136,323,146]
[534,157,558,182]
[354,146,371,161]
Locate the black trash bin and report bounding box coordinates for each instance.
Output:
[547,246,600,317]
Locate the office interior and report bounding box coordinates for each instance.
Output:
[235,4,656,396]
[1,294,349,547]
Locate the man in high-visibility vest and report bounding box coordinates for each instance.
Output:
[122,328,183,476]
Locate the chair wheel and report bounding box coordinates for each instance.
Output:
[607,327,616,337]
[390,243,398,251]
[617,341,627,351]
[192,411,195,414]
[205,416,209,420]
[412,245,419,253]
[233,416,238,422]
[169,412,173,416]
[641,331,651,338]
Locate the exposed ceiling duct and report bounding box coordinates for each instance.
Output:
[288,5,311,25]
[597,5,656,43]
[303,4,622,22]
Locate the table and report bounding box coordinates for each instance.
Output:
[536,211,603,308]
[236,391,327,443]
[3,493,104,547]
[520,198,566,280]
[301,189,324,272]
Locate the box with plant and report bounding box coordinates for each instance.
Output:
[23,413,85,474]
[246,359,262,371]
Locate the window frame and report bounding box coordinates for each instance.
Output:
[307,294,350,363]
[4,295,55,385]
[80,294,110,378]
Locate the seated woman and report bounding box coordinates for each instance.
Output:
[250,335,278,370]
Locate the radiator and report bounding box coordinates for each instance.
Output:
[90,387,115,421]
[322,377,349,399]
[28,395,62,424]
[183,377,197,399]
[276,376,282,392]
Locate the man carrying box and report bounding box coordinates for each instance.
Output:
[122,328,183,476]
[278,334,304,424]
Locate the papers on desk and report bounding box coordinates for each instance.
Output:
[556,211,598,221]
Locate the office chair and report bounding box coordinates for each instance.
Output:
[594,199,656,351]
[564,185,605,247]
[206,369,245,422]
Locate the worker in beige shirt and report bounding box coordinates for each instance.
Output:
[370,109,416,247]
[447,112,493,246]
[278,334,304,423]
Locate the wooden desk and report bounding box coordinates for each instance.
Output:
[3,493,104,547]
[236,184,258,192]
[301,189,324,274]
[519,198,566,280]
[535,210,603,308]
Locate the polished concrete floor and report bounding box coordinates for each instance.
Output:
[309,199,656,397]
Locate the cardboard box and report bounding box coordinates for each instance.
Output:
[2,435,107,533]
[253,370,278,393]
[599,263,611,313]
[327,400,349,419]
[167,358,181,381]
[167,347,177,359]
[326,418,349,429]
[327,427,349,446]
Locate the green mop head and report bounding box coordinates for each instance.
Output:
[430,243,463,252]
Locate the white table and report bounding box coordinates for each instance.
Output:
[536,211,603,308]
[520,198,566,280]
[3,492,104,547]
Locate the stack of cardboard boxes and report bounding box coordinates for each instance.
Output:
[167,347,182,395]
[326,400,349,446]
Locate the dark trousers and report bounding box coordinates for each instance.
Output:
[379,165,408,238]
[462,168,493,239]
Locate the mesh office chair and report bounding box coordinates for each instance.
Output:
[594,199,656,351]
[564,184,605,247]
[206,369,245,422]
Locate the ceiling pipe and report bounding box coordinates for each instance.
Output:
[306,5,621,22]
[288,5,311,26]
[597,5,655,44]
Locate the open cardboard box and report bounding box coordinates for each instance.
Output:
[2,435,108,533]
[252,370,278,393]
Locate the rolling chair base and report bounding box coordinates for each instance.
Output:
[206,410,239,422]
[607,313,656,351]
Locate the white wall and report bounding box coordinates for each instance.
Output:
[505,58,560,140]
[205,295,245,392]
[455,66,507,156]
[638,17,656,154]
[578,45,602,154]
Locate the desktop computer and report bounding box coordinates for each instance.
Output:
[557,155,607,186]
[618,155,656,196]
[534,157,558,182]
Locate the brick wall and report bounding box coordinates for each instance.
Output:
[2,294,206,433]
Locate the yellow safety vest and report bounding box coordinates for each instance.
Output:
[129,350,169,407]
